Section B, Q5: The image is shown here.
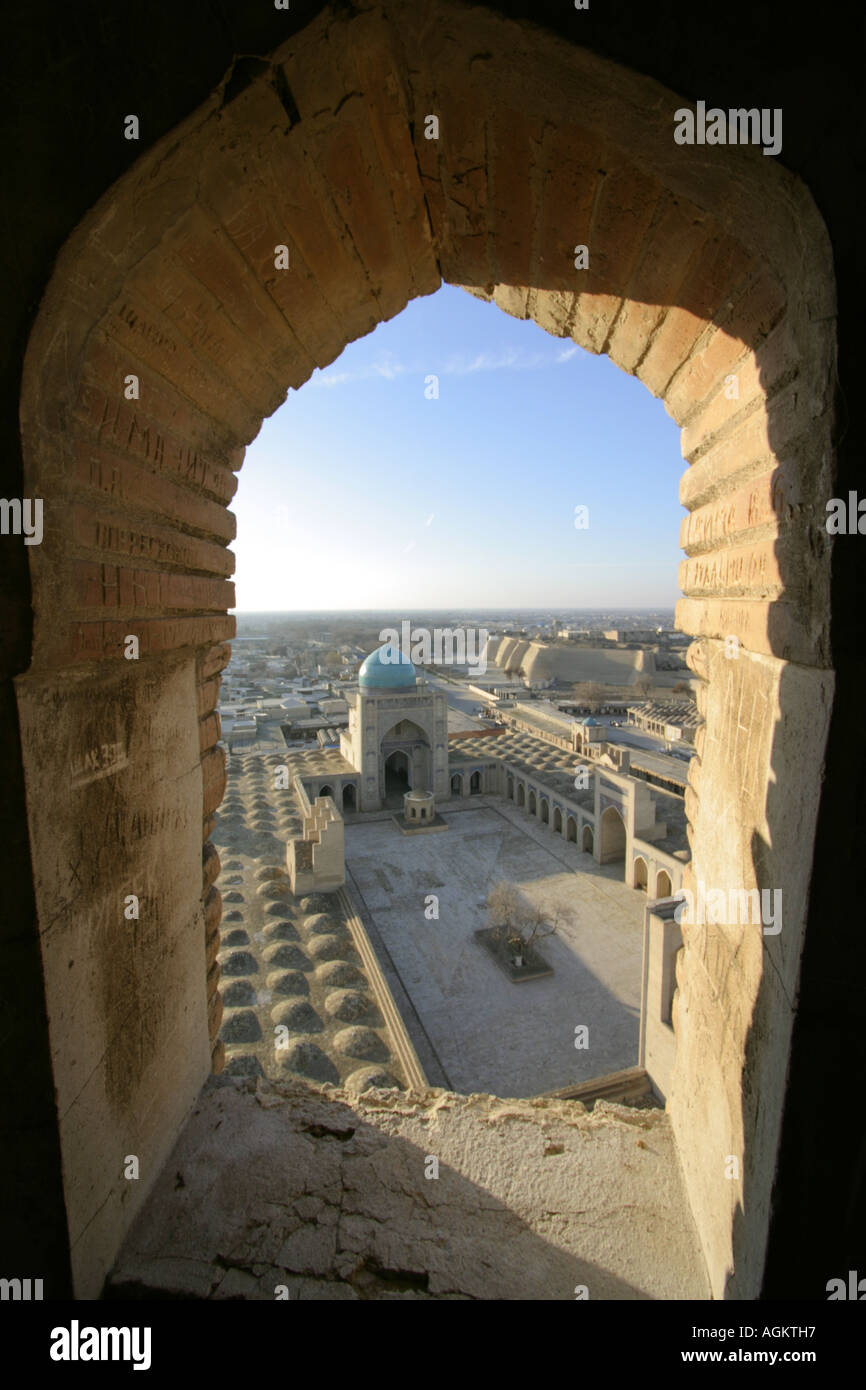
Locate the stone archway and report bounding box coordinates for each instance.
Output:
[599,806,627,864]
[381,718,430,797]
[516,783,525,808]
[15,0,837,1300]
[656,869,672,898]
[553,807,563,834]
[451,773,462,796]
[540,799,549,825]
[342,784,356,814]
[566,815,577,843]
[506,776,514,800]
[634,857,649,891]
[528,791,537,816]
[384,751,410,803]
[581,825,594,854]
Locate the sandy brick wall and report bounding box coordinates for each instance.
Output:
[16,0,836,1297]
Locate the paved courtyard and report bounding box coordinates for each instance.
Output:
[345,800,647,1098]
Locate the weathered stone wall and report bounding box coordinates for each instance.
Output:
[639,900,683,1102]
[489,636,647,685]
[15,657,211,1297]
[286,796,345,895]
[10,0,848,1297]
[672,646,833,1295]
[107,1076,711,1301]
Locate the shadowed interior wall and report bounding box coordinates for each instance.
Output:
[4,0,862,1300]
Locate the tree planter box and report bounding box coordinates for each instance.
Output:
[473,927,554,983]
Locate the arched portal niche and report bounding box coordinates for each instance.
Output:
[384,750,410,803]
[599,806,627,864]
[381,719,430,801]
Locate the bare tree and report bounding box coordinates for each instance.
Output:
[635,675,653,698]
[519,900,563,950]
[573,680,605,710]
[485,880,562,964]
[485,880,526,950]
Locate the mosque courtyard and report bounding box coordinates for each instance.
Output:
[344,797,647,1097]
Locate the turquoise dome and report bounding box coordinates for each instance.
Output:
[358,644,417,690]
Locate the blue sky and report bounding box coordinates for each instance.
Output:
[231,284,686,611]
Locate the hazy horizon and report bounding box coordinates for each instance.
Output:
[231,606,678,617]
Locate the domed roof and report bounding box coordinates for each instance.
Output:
[358,643,417,690]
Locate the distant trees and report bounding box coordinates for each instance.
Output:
[485,880,562,965]
[573,680,604,709]
[672,681,693,697]
[635,675,653,698]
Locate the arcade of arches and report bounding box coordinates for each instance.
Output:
[7,0,854,1303]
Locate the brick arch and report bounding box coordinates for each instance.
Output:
[600,805,627,863]
[16,0,836,1300]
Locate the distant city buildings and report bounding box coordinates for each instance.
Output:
[237,633,694,903]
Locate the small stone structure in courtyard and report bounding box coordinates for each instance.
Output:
[404,788,435,824]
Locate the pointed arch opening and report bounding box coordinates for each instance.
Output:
[15,0,837,1300]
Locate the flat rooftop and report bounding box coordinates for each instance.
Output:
[449,728,594,806]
